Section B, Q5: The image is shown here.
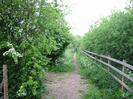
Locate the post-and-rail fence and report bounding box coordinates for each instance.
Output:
[0,50,132,99]
[0,64,8,99]
[82,49,133,93]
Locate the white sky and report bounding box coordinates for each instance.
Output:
[63,0,127,36]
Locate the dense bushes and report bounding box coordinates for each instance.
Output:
[0,0,71,98]
[81,11,133,65]
[80,3,133,98]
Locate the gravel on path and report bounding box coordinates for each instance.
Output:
[42,53,87,99]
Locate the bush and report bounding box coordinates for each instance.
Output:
[81,11,133,65]
[0,0,71,98]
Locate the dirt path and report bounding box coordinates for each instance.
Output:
[42,53,87,99]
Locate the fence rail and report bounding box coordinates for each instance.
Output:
[82,49,133,93]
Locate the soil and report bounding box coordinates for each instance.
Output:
[42,53,87,99]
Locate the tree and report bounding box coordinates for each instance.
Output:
[81,11,133,65]
[0,0,71,98]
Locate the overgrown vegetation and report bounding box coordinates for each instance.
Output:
[79,54,122,99]
[0,0,71,98]
[80,1,133,98]
[1,0,133,98]
[47,48,74,73]
[81,9,133,65]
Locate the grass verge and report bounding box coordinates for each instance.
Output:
[78,53,124,99]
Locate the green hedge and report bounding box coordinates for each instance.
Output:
[0,0,71,98]
[81,11,133,65]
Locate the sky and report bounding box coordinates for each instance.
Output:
[63,0,127,36]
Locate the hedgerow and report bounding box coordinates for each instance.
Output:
[81,11,133,65]
[0,0,71,98]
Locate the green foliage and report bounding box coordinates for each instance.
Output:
[82,86,102,99]
[47,48,74,72]
[81,11,133,65]
[0,0,71,98]
[80,3,133,98]
[79,54,123,99]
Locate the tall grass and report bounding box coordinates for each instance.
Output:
[78,53,124,99]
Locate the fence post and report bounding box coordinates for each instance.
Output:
[3,64,8,99]
[121,60,126,92]
[107,55,111,71]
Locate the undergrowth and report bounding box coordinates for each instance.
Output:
[79,53,124,99]
[47,49,74,73]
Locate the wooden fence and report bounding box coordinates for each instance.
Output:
[0,64,8,99]
[82,49,133,93]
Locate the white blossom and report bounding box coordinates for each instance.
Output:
[3,47,22,57]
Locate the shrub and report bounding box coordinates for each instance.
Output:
[0,0,71,98]
[81,11,133,65]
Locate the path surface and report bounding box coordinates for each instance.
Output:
[42,53,87,99]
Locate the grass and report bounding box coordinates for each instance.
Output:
[47,48,75,73]
[48,63,74,73]
[78,53,124,99]
[82,84,102,99]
